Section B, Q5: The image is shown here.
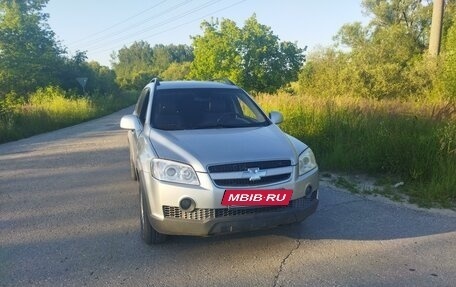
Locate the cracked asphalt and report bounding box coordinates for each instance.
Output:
[1,108,456,287]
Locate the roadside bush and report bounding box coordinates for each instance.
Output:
[257,92,456,208]
[0,86,137,143]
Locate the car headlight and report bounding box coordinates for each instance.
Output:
[151,159,200,186]
[298,148,317,175]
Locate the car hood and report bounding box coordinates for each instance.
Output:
[148,125,306,172]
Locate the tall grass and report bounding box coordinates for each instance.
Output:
[0,86,137,143]
[257,93,456,208]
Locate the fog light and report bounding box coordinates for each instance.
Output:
[179,197,195,211]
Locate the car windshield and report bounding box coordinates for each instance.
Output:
[151,88,270,130]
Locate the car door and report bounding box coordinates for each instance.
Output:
[128,88,150,166]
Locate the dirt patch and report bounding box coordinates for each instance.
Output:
[320,172,456,217]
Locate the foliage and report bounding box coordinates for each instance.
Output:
[160,62,191,80]
[189,15,305,93]
[361,0,432,50]
[299,0,456,100]
[298,48,355,97]
[0,86,137,143]
[84,61,119,94]
[0,0,121,103]
[58,51,119,95]
[111,41,154,90]
[241,16,304,93]
[257,92,456,208]
[0,86,91,142]
[440,21,456,100]
[190,19,243,84]
[0,0,65,96]
[111,42,193,90]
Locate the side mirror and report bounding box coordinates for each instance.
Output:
[269,111,283,124]
[120,114,141,130]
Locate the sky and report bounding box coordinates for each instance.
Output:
[44,0,369,67]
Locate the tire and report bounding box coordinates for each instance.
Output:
[139,182,167,244]
[130,158,138,181]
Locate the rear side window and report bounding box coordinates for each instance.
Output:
[135,88,150,125]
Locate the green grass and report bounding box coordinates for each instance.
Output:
[0,86,137,143]
[257,93,456,209]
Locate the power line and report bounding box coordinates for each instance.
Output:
[73,0,194,48]
[68,0,169,45]
[90,0,247,57]
[82,0,220,51]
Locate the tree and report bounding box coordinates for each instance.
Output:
[306,0,437,99]
[361,0,433,50]
[441,0,456,47]
[161,62,191,80]
[152,44,171,73]
[240,16,304,93]
[111,41,155,90]
[85,61,118,94]
[335,0,434,52]
[0,0,65,97]
[58,50,88,91]
[298,48,355,98]
[112,42,193,90]
[189,15,305,93]
[189,19,243,84]
[167,44,194,63]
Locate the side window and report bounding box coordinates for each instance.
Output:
[135,88,150,125]
[134,90,146,115]
[139,93,149,125]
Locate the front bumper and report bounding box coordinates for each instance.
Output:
[150,192,318,236]
[141,166,319,236]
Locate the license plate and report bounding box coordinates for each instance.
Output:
[221,189,293,206]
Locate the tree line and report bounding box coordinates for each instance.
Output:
[110,14,304,93]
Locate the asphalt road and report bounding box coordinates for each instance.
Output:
[1,108,455,287]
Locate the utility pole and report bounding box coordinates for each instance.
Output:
[429,0,445,56]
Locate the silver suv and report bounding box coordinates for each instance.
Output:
[120,79,319,244]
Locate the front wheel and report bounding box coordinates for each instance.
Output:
[139,182,167,244]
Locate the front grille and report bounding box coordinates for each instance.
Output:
[163,196,313,221]
[208,160,293,187]
[214,173,290,187]
[208,160,291,173]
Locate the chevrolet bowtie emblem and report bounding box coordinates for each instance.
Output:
[244,168,267,181]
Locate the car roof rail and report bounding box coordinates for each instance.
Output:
[150,77,160,85]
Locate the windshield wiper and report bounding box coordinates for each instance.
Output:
[192,122,268,129]
[192,123,234,129]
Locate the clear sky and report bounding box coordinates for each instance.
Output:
[44,0,369,67]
